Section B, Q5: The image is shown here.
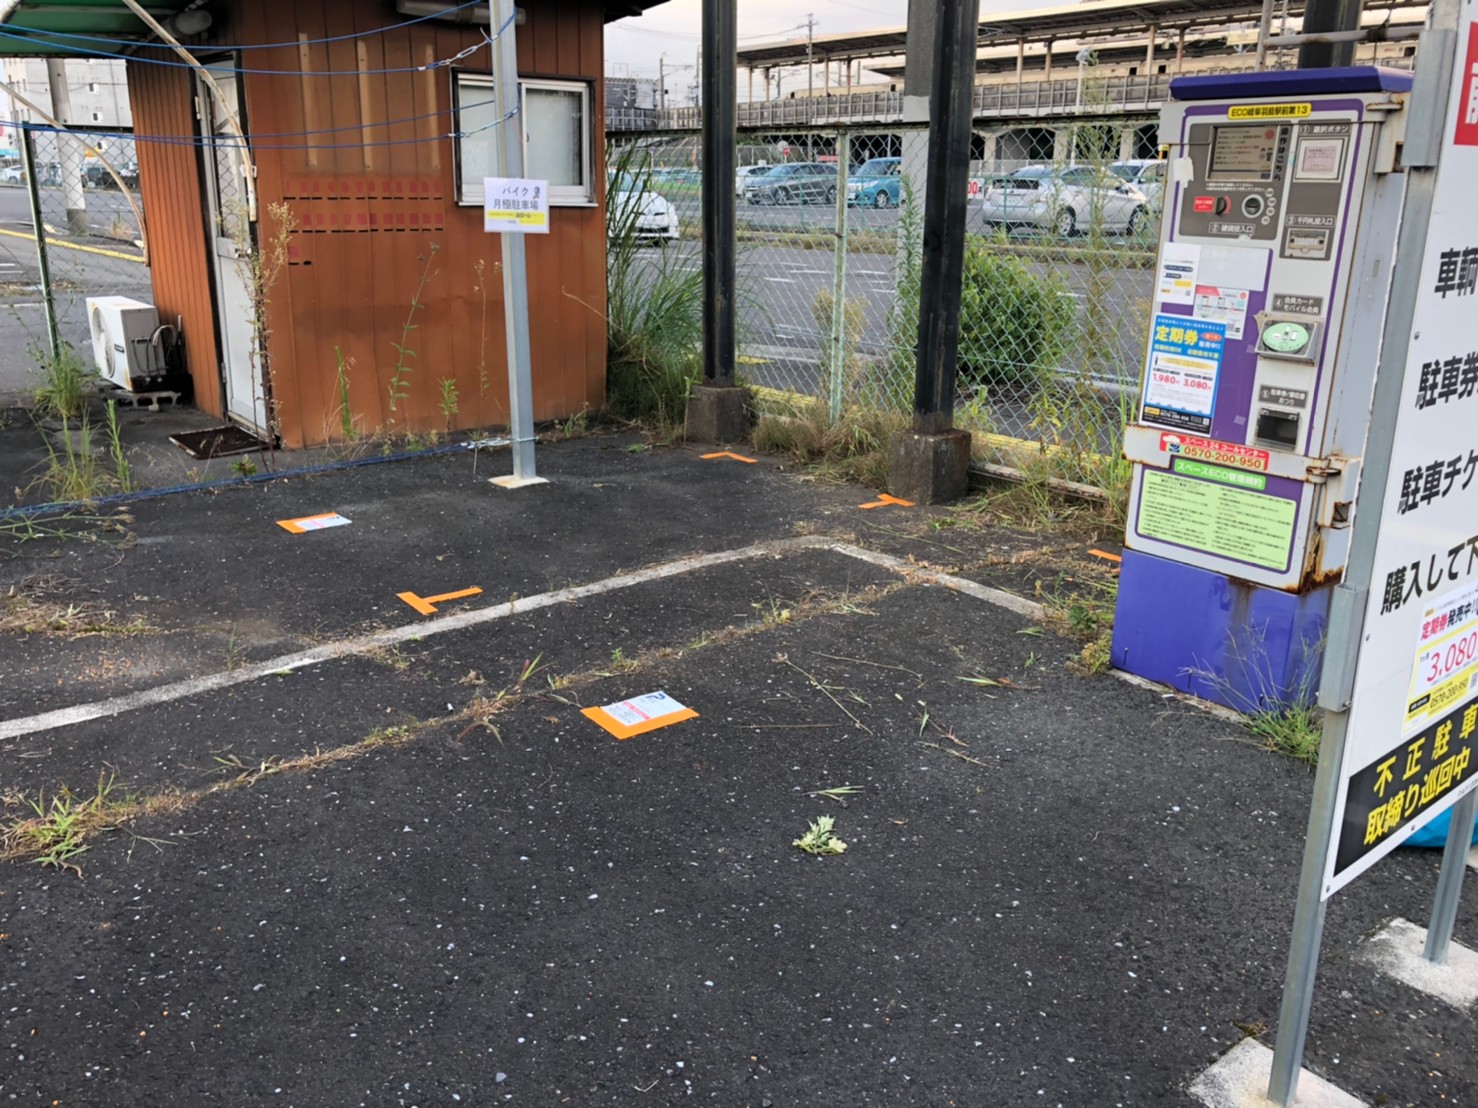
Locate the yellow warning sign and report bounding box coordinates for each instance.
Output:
[1228,103,1311,120]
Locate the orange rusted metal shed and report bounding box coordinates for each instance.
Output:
[1,0,669,447]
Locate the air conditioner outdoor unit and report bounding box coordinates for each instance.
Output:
[86,295,165,391]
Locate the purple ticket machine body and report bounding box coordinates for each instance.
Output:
[1113,67,1414,709]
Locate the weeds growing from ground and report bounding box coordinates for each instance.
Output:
[2,774,118,875]
[605,146,703,430]
[31,344,89,421]
[388,244,441,416]
[753,400,907,490]
[1189,631,1325,765]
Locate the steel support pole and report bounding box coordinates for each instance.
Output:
[1266,6,1458,1100]
[910,0,979,436]
[1425,790,1478,963]
[1257,0,1276,69]
[19,126,60,364]
[1298,0,1365,68]
[489,0,543,486]
[701,0,737,388]
[828,137,850,422]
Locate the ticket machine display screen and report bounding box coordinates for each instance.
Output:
[1209,126,1280,182]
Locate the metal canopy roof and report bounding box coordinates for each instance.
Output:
[0,0,668,56]
[737,0,1423,68]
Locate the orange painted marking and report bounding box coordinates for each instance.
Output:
[700,452,758,464]
[1088,549,1124,564]
[396,586,484,616]
[859,493,916,510]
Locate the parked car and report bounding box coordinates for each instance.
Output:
[743,162,837,206]
[0,165,23,185]
[1108,158,1165,213]
[846,155,901,208]
[734,163,770,197]
[980,164,1149,236]
[608,172,679,242]
[80,162,140,190]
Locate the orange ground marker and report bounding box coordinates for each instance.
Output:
[1088,549,1124,564]
[581,692,699,739]
[396,586,484,616]
[700,452,758,464]
[859,493,915,510]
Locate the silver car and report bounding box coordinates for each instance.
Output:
[980,164,1150,237]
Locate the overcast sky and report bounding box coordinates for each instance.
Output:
[607,1,1046,100]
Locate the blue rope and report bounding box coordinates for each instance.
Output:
[0,0,487,52]
[0,13,512,77]
[17,105,518,151]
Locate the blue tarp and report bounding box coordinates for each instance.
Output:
[1404,806,1478,848]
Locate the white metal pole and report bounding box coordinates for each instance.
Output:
[489,0,546,489]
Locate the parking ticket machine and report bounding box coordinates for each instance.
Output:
[1113,68,1415,708]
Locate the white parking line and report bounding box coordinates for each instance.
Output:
[0,537,1041,741]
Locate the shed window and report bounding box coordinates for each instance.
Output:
[455,72,592,207]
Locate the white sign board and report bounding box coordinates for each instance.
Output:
[483,177,550,234]
[1323,13,1478,896]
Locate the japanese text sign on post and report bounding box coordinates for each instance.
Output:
[1323,12,1478,897]
[483,178,549,234]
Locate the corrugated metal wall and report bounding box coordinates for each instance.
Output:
[135,0,608,448]
[126,61,222,417]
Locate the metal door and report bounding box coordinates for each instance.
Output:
[198,62,266,434]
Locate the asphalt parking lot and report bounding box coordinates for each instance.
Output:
[1,437,1474,1107]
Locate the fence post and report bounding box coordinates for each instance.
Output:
[828,135,851,422]
[19,126,62,364]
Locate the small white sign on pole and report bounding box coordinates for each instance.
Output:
[483,178,550,235]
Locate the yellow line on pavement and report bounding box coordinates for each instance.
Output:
[0,226,145,264]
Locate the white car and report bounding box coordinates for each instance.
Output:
[735,164,769,197]
[608,172,679,242]
[0,165,23,185]
[1109,159,1166,213]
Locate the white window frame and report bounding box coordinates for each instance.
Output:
[454,72,593,208]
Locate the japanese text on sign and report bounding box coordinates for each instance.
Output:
[1394,450,1478,516]
[1433,246,1478,297]
[1335,698,1478,876]
[1141,315,1227,437]
[1380,532,1478,615]
[1403,579,1478,731]
[483,177,550,234]
[1413,350,1478,409]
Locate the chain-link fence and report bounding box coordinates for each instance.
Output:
[2,127,150,383]
[613,123,1158,490]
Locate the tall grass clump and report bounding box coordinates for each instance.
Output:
[606,145,704,428]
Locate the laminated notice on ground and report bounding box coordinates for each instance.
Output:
[582,691,698,740]
[277,513,351,534]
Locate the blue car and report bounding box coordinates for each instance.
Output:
[846,156,901,209]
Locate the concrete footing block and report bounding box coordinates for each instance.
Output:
[887,429,971,505]
[685,385,751,445]
[489,475,549,490]
[1189,1039,1366,1108]
[1356,917,1478,1008]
